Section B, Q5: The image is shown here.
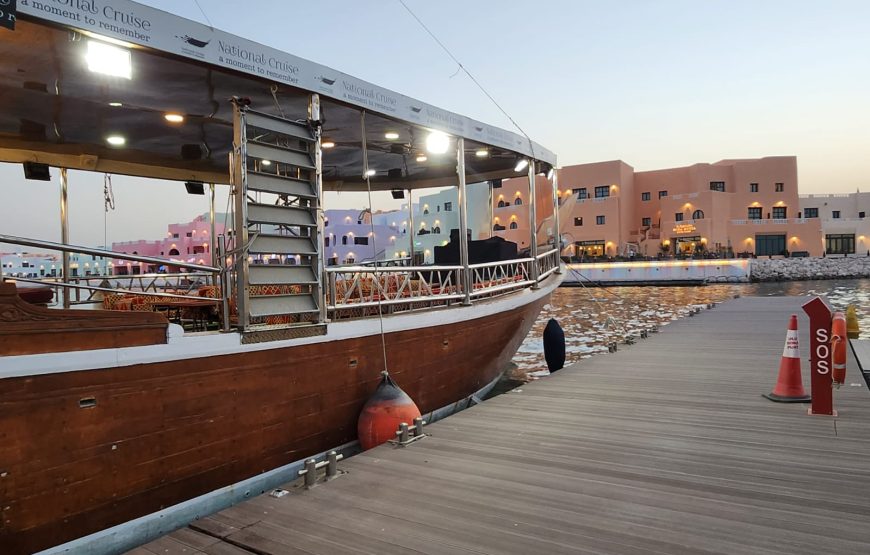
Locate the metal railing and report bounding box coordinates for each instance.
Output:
[326,252,560,316]
[0,234,224,319]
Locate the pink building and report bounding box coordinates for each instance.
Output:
[495,156,823,259]
[111,214,225,274]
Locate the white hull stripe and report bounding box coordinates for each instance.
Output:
[0,275,561,379]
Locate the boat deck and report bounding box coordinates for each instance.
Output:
[131,296,870,555]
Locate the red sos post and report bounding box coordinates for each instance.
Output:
[802,297,835,416]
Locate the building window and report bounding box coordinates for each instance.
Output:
[860,212,866,219]
[574,217,583,226]
[804,207,818,218]
[692,209,704,220]
[514,197,523,206]
[775,183,784,192]
[832,210,841,219]
[709,181,725,192]
[493,223,505,231]
[172,233,179,239]
[675,213,684,222]
[641,192,651,201]
[756,234,786,256]
[750,183,758,192]
[186,232,192,237]
[354,237,369,245]
[826,234,855,254]
[342,235,348,245]
[642,217,651,227]
[497,200,506,208]
[748,207,762,220]
[444,202,452,211]
[594,186,610,198]
[574,188,588,199]
[509,221,518,229]
[658,190,668,199]
[324,237,330,247]
[596,215,605,225]
[772,206,787,219]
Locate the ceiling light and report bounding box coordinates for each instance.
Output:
[475,149,489,157]
[108,102,123,107]
[425,131,450,154]
[365,169,376,177]
[261,160,272,166]
[164,113,184,123]
[416,155,427,163]
[106,135,126,146]
[86,40,132,79]
[385,132,400,140]
[322,141,335,149]
[515,159,529,172]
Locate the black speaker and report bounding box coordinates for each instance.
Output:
[184,181,205,195]
[23,162,51,181]
[390,189,405,200]
[491,179,502,189]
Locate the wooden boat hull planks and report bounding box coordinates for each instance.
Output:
[0,296,546,553]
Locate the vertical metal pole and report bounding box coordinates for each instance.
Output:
[209,183,217,268]
[232,102,250,329]
[528,162,539,286]
[310,93,327,323]
[488,180,494,238]
[407,189,414,264]
[552,169,562,274]
[60,168,70,308]
[456,137,471,305]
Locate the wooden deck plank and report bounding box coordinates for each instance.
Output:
[135,296,870,555]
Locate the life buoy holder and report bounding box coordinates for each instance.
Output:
[831,312,847,387]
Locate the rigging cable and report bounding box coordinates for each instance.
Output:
[103,173,115,251]
[397,0,536,160]
[193,0,215,30]
[361,111,390,373]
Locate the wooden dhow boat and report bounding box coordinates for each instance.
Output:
[0,2,560,553]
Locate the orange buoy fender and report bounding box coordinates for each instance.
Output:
[832,312,847,385]
[357,371,421,450]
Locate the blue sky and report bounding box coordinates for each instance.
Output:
[2,0,868,245]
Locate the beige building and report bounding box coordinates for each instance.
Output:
[799,192,870,255]
[495,156,825,258]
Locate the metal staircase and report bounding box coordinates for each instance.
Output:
[230,97,325,335]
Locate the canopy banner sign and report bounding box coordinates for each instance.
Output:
[17,0,555,165]
[0,0,16,31]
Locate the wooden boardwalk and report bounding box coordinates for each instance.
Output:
[132,297,870,555]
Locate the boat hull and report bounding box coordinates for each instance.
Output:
[0,293,548,553]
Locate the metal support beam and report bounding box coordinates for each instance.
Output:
[407,189,414,264]
[310,93,327,323]
[552,169,562,274]
[488,180,494,238]
[59,168,70,308]
[209,183,216,268]
[528,162,539,286]
[456,137,471,305]
[231,101,250,329]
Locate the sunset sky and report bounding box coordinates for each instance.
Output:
[1,0,868,246]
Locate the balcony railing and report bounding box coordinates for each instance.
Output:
[730,218,808,225]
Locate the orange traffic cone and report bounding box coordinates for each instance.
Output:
[763,314,811,402]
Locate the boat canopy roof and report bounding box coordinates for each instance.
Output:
[1,1,556,191]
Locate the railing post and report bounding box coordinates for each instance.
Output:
[552,169,562,274]
[231,101,250,330]
[408,188,414,264]
[60,168,70,308]
[456,137,471,305]
[311,93,328,324]
[528,161,539,287]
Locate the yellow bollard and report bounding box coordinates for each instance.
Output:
[846,305,860,339]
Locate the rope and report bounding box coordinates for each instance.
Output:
[397,0,537,161]
[193,0,215,30]
[361,112,390,373]
[564,263,631,340]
